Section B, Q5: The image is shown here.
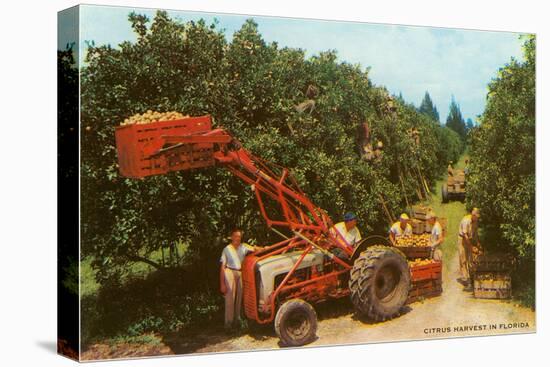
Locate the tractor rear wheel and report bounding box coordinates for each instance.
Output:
[442,184,449,203]
[349,246,410,321]
[275,299,317,347]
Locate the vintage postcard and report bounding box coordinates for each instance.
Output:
[58,4,536,361]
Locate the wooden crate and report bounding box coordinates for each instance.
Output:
[472,254,514,273]
[411,219,425,234]
[396,245,432,259]
[410,261,442,282]
[114,115,214,178]
[473,273,512,299]
[412,205,430,220]
[407,278,442,304]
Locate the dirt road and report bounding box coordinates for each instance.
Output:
[83,248,535,360]
[185,251,534,354]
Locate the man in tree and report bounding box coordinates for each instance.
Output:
[220,229,259,330]
[408,127,420,146]
[457,208,481,291]
[447,161,454,176]
[426,211,444,261]
[373,141,384,161]
[294,83,318,114]
[389,213,413,244]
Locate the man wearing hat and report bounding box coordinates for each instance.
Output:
[331,212,362,250]
[389,213,413,243]
[457,208,481,290]
[426,210,444,261]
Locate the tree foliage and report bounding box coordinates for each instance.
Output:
[445,98,467,143]
[80,12,463,285]
[418,91,440,123]
[467,35,535,304]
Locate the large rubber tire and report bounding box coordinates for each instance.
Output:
[274,299,317,347]
[349,246,410,321]
[441,184,449,203]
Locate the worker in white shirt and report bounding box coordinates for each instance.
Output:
[457,208,481,291]
[426,211,444,261]
[330,212,362,260]
[219,228,259,329]
[389,213,413,244]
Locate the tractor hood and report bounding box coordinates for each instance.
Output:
[255,249,325,304]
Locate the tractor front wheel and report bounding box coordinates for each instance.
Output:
[274,299,317,347]
[349,246,410,322]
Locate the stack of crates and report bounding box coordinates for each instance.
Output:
[410,219,425,235]
[471,254,514,299]
[407,260,443,304]
[412,205,430,220]
[402,205,444,303]
[411,204,447,236]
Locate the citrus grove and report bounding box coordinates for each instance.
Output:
[62,11,534,346]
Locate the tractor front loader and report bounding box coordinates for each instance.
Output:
[115,115,410,346]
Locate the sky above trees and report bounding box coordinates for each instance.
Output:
[59,5,525,123]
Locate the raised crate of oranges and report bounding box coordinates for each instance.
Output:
[120,110,191,125]
[394,233,432,259]
[115,112,214,178]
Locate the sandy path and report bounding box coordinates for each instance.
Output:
[192,251,535,353]
[82,251,535,360]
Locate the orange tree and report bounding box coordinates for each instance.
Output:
[80,11,463,336]
[467,35,535,307]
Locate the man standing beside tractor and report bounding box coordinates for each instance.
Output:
[220,229,259,330]
[426,211,444,261]
[457,208,481,291]
[389,213,413,244]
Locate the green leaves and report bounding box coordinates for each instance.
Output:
[80,11,462,285]
[467,35,535,268]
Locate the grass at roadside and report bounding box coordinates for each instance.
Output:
[423,155,468,265]
[80,241,191,298]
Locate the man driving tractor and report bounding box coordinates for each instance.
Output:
[330,212,363,259]
[331,212,362,248]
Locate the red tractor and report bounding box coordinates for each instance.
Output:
[115,115,411,346]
